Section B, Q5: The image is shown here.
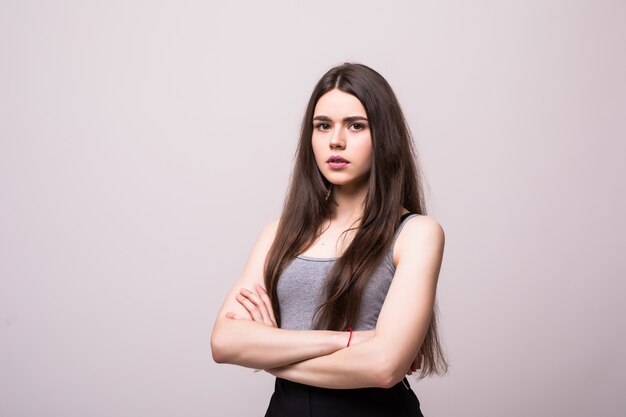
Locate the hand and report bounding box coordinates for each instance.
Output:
[406,348,424,375]
[225,284,277,328]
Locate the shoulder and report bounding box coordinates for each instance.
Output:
[246,217,281,257]
[263,217,281,235]
[393,215,445,267]
[240,218,281,274]
[257,217,281,246]
[401,214,444,243]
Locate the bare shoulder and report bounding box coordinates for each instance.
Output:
[249,217,280,257]
[393,215,445,266]
[402,214,445,243]
[258,217,280,244]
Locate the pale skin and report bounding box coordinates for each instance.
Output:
[210,89,445,389]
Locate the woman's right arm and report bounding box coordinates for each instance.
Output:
[210,219,360,370]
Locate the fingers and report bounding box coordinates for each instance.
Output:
[242,287,270,325]
[255,284,277,327]
[415,355,422,370]
[237,285,276,327]
[225,312,245,320]
[235,290,266,323]
[406,351,424,375]
[231,285,277,327]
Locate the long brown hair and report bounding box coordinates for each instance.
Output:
[263,63,447,377]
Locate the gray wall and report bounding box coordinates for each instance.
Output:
[1,1,625,416]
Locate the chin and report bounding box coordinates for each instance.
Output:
[322,174,353,186]
[324,174,369,189]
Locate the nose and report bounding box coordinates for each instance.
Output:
[329,126,346,150]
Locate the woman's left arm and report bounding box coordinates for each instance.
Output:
[266,215,445,389]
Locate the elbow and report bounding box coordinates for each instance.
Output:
[375,355,408,389]
[211,320,250,366]
[210,331,231,364]
[211,342,225,364]
[377,371,403,390]
[210,336,225,364]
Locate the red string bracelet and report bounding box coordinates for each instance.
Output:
[346,327,353,347]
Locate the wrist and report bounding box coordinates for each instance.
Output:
[347,329,375,347]
[346,327,353,347]
[326,330,349,352]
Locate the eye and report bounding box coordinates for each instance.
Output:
[314,123,331,131]
[350,122,367,131]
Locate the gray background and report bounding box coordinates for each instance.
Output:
[1,1,625,416]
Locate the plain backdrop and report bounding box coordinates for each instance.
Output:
[1,1,625,416]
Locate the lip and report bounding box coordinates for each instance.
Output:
[326,155,350,170]
[327,155,350,163]
[328,161,349,169]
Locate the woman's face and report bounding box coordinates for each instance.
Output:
[311,88,373,190]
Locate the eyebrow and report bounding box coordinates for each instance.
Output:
[312,115,368,123]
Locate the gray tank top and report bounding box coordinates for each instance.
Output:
[277,213,418,331]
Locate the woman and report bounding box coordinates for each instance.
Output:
[211,63,447,416]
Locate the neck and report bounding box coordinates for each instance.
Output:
[330,182,369,226]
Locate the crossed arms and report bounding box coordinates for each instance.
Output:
[210,216,444,389]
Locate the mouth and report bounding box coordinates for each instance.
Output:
[327,155,350,163]
[327,155,350,170]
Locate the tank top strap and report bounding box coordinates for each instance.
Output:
[397,212,414,228]
[393,212,418,242]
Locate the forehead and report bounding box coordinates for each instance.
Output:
[313,89,367,117]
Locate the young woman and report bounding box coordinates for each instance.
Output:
[211,63,447,416]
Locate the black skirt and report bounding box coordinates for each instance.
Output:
[264,377,424,417]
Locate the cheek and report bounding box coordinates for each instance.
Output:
[311,138,325,163]
[358,141,373,164]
